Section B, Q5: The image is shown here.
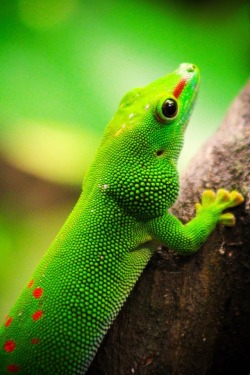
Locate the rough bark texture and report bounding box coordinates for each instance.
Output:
[87,80,250,375]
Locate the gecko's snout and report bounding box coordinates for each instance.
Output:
[179,63,197,74]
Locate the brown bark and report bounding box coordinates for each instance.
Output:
[87,80,250,375]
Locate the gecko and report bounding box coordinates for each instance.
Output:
[0,63,244,374]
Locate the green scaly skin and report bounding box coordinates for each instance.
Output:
[0,64,244,374]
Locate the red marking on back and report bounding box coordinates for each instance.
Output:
[5,317,13,327]
[32,310,43,321]
[27,279,34,289]
[7,364,20,373]
[31,338,40,344]
[173,78,187,98]
[33,287,43,299]
[4,340,16,352]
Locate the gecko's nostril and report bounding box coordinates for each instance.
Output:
[178,63,197,75]
[187,64,196,73]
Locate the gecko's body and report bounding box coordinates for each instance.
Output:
[0,64,243,374]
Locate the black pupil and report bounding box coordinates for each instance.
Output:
[162,99,178,118]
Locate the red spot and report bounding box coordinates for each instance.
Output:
[7,364,20,373]
[173,78,187,99]
[5,317,13,327]
[33,287,43,299]
[32,310,43,321]
[4,340,16,352]
[27,279,34,289]
[31,338,40,344]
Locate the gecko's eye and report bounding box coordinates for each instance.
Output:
[162,99,178,118]
[155,97,178,123]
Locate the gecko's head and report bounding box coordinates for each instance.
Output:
[104,63,200,165]
[150,63,200,133]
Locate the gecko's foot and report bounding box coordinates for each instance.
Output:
[195,189,244,227]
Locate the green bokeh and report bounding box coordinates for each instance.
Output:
[0,0,249,321]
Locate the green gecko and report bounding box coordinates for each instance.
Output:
[0,63,244,374]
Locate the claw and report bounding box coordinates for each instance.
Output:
[216,189,231,203]
[201,190,216,206]
[219,213,236,227]
[229,191,244,207]
[195,203,202,214]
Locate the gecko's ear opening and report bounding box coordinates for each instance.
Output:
[156,149,164,156]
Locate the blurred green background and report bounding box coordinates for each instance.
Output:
[0,0,249,321]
